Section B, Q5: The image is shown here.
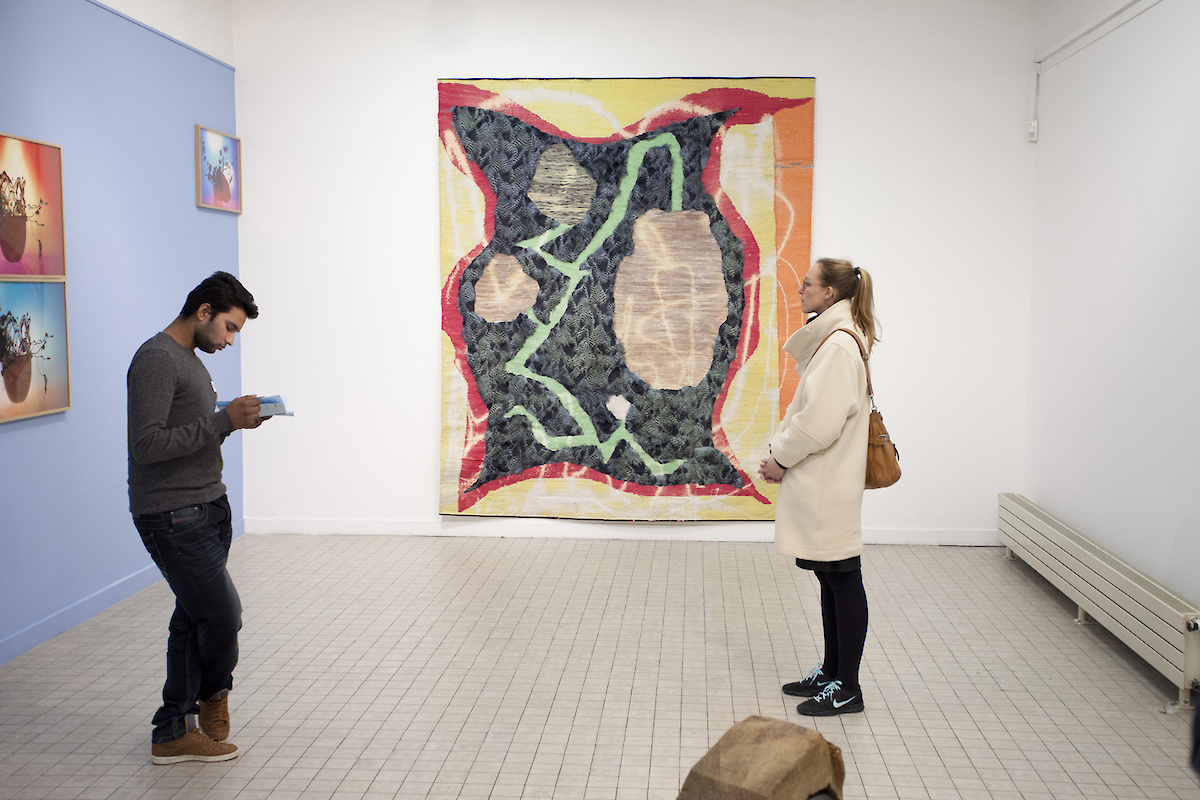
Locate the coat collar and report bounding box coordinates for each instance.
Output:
[782,299,859,365]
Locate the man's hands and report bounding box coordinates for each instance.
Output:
[758,456,785,484]
[224,395,269,429]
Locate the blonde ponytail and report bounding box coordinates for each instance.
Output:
[815,258,880,351]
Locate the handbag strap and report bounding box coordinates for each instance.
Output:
[813,327,874,402]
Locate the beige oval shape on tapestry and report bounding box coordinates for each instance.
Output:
[528,143,596,226]
[475,254,540,322]
[613,209,726,390]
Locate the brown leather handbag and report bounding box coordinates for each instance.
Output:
[815,329,902,489]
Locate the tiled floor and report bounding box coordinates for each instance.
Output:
[0,536,1196,800]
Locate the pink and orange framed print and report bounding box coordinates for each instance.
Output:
[195,125,242,213]
[0,133,66,277]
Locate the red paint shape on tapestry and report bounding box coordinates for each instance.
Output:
[681,89,811,127]
[439,84,810,145]
[442,245,491,498]
[463,460,770,514]
[440,84,505,497]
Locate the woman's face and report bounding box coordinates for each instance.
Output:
[799,264,836,315]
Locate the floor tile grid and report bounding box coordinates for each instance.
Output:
[871,546,1195,799]
[0,536,1196,800]
[223,535,436,796]
[214,538,793,799]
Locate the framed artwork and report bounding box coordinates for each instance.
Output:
[0,133,66,277]
[439,77,815,520]
[0,280,70,422]
[195,125,242,213]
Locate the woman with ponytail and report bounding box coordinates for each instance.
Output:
[758,257,879,716]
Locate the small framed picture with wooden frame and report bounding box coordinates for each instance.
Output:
[1,279,70,422]
[1,131,66,276]
[195,125,242,213]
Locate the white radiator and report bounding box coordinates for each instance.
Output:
[998,493,1200,707]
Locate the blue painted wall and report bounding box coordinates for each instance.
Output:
[0,0,243,663]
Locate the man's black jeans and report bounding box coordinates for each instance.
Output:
[134,495,241,743]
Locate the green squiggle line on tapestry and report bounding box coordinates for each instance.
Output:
[507,405,686,474]
[503,132,687,476]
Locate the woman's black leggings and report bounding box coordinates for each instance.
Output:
[815,568,869,692]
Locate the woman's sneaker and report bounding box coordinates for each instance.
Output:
[796,680,864,716]
[782,665,832,697]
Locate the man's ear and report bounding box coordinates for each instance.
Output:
[196,303,212,320]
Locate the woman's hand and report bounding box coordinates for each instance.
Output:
[758,457,786,484]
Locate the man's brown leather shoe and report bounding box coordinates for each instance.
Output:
[198,689,231,742]
[151,728,238,764]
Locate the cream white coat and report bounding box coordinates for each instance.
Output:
[769,299,870,561]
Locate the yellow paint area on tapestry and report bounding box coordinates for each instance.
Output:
[440,334,469,514]
[438,145,486,285]
[467,475,775,521]
[717,120,782,507]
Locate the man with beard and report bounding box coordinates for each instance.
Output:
[127,271,265,764]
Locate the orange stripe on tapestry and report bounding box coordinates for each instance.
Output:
[774,102,814,416]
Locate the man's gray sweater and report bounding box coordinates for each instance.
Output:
[127,332,235,515]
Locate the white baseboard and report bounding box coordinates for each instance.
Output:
[864,528,1001,546]
[246,517,772,540]
[244,517,1000,546]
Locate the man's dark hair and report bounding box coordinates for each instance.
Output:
[180,271,259,319]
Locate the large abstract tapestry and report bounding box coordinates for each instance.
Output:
[440,78,814,519]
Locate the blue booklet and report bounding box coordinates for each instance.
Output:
[217,394,293,417]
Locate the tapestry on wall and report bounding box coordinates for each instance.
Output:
[440,78,814,520]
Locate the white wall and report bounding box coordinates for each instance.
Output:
[1038,0,1121,49]
[105,0,1042,543]
[85,0,1200,604]
[1027,0,1200,602]
[219,0,1039,543]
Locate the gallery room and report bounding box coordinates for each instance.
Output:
[1,0,1197,797]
